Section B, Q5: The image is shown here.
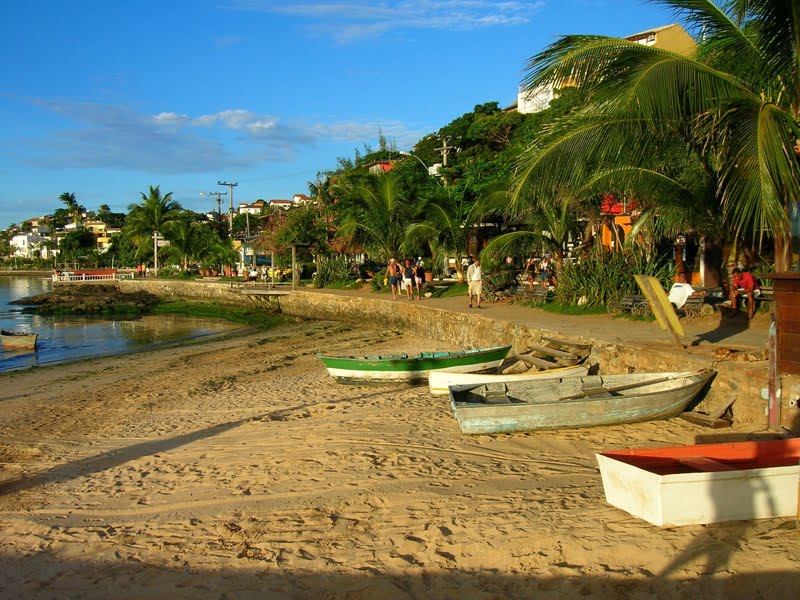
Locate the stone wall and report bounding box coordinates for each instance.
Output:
[119,280,791,430]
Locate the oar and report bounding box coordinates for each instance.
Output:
[558,375,674,401]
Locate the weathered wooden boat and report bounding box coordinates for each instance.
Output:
[0,329,39,350]
[428,364,590,396]
[597,438,800,526]
[449,369,715,434]
[318,345,512,383]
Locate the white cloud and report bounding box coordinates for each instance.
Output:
[153,112,190,124]
[19,99,425,173]
[227,0,545,41]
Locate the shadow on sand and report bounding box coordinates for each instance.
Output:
[0,387,397,497]
[690,307,753,346]
[0,550,797,599]
[654,430,798,592]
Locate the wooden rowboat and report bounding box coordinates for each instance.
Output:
[318,345,512,383]
[597,438,800,526]
[449,369,715,434]
[428,364,590,395]
[0,329,39,350]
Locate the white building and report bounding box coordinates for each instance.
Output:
[238,199,267,215]
[10,233,51,258]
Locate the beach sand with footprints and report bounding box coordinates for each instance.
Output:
[0,320,797,599]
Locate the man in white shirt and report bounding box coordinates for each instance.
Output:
[668,272,699,309]
[466,258,483,309]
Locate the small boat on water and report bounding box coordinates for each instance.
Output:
[597,438,800,526]
[428,364,590,395]
[318,345,512,383]
[449,369,715,435]
[0,329,39,350]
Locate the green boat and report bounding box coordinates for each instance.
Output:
[318,345,512,383]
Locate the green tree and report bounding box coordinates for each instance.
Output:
[515,0,800,271]
[163,218,205,270]
[334,171,421,260]
[59,229,96,264]
[126,185,182,273]
[59,192,85,226]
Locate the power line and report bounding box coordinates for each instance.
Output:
[217,181,238,232]
[200,191,227,221]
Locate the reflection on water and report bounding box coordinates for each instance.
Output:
[0,276,238,373]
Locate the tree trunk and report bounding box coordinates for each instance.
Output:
[774,232,793,272]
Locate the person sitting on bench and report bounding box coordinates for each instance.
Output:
[730,268,760,319]
[668,272,703,309]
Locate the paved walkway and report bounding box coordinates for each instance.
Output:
[306,285,770,354]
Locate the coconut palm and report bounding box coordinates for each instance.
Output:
[514,0,800,270]
[59,192,85,225]
[163,218,204,271]
[334,171,421,260]
[126,185,182,274]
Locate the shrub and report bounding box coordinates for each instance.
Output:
[555,249,672,309]
[370,268,388,292]
[314,256,355,288]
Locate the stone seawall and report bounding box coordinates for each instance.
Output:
[118,279,793,430]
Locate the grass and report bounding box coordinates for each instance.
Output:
[151,300,290,329]
[430,283,467,298]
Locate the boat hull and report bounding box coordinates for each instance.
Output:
[429,364,590,395]
[0,331,39,350]
[319,345,512,383]
[450,370,715,434]
[597,439,800,526]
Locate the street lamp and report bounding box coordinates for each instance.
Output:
[399,151,434,174]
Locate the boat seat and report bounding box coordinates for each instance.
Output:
[482,383,510,404]
[676,456,737,472]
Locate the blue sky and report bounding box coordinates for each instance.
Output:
[1,0,676,228]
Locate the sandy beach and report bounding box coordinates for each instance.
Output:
[1,318,798,599]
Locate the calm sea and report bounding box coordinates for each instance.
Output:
[0,276,239,373]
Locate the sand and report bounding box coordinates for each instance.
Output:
[0,319,797,600]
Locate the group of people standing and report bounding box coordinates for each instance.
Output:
[523,254,557,289]
[385,258,426,301]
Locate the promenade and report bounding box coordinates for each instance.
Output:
[311,285,770,352]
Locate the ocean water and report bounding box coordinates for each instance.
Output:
[0,276,238,373]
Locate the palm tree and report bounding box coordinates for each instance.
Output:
[334,171,421,260]
[515,0,800,271]
[59,192,85,225]
[406,186,488,281]
[126,185,181,274]
[164,218,203,271]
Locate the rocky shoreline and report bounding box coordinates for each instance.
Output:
[12,284,160,316]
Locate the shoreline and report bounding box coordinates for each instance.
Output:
[0,320,797,599]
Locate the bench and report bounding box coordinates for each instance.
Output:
[615,294,650,315]
[678,295,706,318]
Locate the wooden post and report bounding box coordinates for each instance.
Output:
[768,312,781,430]
[291,245,297,290]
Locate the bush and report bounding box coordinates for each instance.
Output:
[314,256,356,288]
[370,268,388,292]
[555,249,672,309]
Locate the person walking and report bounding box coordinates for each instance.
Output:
[387,259,401,300]
[467,258,483,309]
[402,260,415,300]
[414,261,424,300]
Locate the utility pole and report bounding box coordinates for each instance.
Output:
[218,181,238,234]
[201,191,227,221]
[438,136,456,167]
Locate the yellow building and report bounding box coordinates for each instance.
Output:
[516,24,697,114]
[626,23,697,56]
